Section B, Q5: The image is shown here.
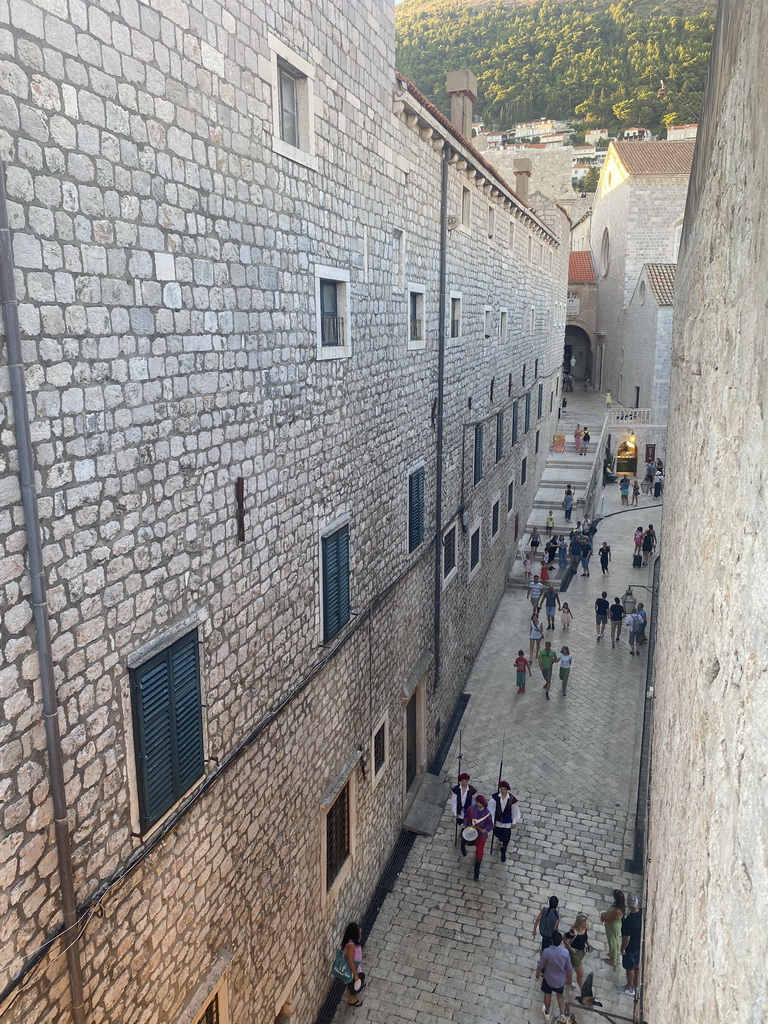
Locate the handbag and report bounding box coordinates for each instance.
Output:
[331,948,354,984]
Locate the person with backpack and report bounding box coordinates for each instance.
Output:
[533,895,561,951]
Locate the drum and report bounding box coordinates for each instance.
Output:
[461,826,478,844]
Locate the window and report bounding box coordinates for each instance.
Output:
[601,227,611,275]
[473,423,483,485]
[484,308,492,338]
[461,186,471,227]
[534,358,539,379]
[511,401,519,445]
[408,288,424,346]
[131,629,204,833]
[539,242,544,264]
[522,363,526,386]
[326,782,350,890]
[521,457,527,485]
[507,479,514,513]
[268,33,316,169]
[443,525,457,582]
[322,524,350,642]
[635,385,641,409]
[487,206,495,238]
[673,222,683,262]
[469,524,481,573]
[196,993,220,1024]
[495,411,504,463]
[537,383,543,418]
[500,309,508,338]
[550,390,554,413]
[492,499,500,537]
[524,392,531,433]
[371,712,389,787]
[408,467,425,552]
[450,295,461,338]
[535,429,540,454]
[315,265,350,359]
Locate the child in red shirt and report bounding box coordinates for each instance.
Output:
[515,650,531,693]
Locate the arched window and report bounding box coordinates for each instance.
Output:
[601,228,611,276]
[673,222,683,263]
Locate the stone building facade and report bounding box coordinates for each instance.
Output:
[645,1,768,1020]
[564,250,597,382]
[0,3,566,1023]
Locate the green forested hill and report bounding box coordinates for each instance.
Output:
[395,0,716,135]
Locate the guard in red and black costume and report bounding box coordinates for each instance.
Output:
[451,772,476,828]
[488,781,522,863]
[462,794,494,880]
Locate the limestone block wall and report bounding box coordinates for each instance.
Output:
[645,1,768,1021]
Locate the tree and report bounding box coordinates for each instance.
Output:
[580,166,601,192]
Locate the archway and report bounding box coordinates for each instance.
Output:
[564,325,592,383]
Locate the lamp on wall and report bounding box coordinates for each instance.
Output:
[622,587,637,614]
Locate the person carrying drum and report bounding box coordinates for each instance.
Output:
[488,782,521,863]
[461,794,494,880]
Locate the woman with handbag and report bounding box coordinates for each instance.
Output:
[337,922,365,1005]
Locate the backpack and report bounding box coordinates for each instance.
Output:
[539,906,558,938]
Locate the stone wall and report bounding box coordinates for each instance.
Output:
[0,0,567,1021]
[645,1,768,1021]
[483,146,573,201]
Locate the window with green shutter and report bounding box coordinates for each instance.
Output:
[474,424,483,486]
[322,525,350,642]
[492,500,500,537]
[408,468,425,552]
[524,392,531,432]
[511,401,518,446]
[470,526,481,571]
[131,629,204,833]
[495,411,504,463]
[537,383,543,418]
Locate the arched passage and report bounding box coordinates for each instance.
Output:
[564,324,592,382]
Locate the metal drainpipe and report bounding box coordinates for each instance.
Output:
[0,159,87,1024]
[433,148,449,690]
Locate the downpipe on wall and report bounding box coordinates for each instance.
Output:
[432,148,449,690]
[0,159,87,1024]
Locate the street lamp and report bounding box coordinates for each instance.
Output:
[622,587,637,614]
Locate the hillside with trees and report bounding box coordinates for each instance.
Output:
[395,0,716,136]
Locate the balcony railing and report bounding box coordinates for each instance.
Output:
[607,407,652,425]
[321,315,345,347]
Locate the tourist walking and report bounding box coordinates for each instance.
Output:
[340,922,365,1005]
[594,592,609,640]
[529,613,544,660]
[545,536,559,565]
[631,478,640,505]
[598,542,611,575]
[536,931,573,1022]
[574,425,584,455]
[530,527,541,558]
[569,534,582,572]
[527,574,544,610]
[488,781,521,862]
[654,469,664,498]
[564,913,591,990]
[539,640,558,700]
[633,526,644,557]
[523,554,533,579]
[580,537,592,577]
[626,611,643,657]
[560,602,573,629]
[546,511,554,536]
[619,476,630,505]
[533,896,561,952]
[563,486,574,522]
[609,597,624,646]
[635,603,647,645]
[605,391,612,407]
[543,584,561,630]
[558,647,572,695]
[618,893,642,996]
[460,793,493,880]
[601,890,626,968]
[515,650,532,694]
[641,525,656,566]
[450,773,476,822]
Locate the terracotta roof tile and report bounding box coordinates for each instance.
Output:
[645,263,676,305]
[613,140,695,176]
[568,251,597,283]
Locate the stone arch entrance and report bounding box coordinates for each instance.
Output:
[564,325,592,383]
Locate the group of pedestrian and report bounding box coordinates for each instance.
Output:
[451,773,521,877]
[600,889,643,997]
[618,475,640,506]
[644,459,664,498]
[573,424,591,455]
[633,524,657,567]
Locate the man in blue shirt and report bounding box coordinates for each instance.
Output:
[536,931,573,1020]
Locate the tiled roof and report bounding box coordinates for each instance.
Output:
[613,140,695,176]
[569,251,597,283]
[645,263,676,305]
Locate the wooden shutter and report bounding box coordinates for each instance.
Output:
[496,411,504,463]
[470,527,480,570]
[323,526,350,641]
[132,629,203,832]
[408,468,425,552]
[511,401,518,445]
[474,424,483,485]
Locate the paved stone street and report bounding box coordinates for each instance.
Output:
[334,420,662,1024]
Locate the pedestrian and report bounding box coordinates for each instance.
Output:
[523,554,533,579]
[536,931,573,1022]
[515,649,532,694]
[581,514,592,535]
[563,487,574,522]
[450,772,476,822]
[645,460,655,486]
[594,592,609,640]
[605,391,612,407]
[654,469,664,498]
[558,534,568,569]
[533,896,561,952]
[609,597,624,647]
[569,534,582,572]
[489,781,521,862]
[633,526,644,557]
[546,510,554,536]
[635,602,647,644]
[538,640,558,700]
[530,527,541,557]
[618,893,642,996]
[641,527,654,566]
[529,612,544,660]
[545,537,559,565]
[574,424,583,455]
[583,373,590,390]
[582,426,591,453]
[461,793,493,880]
[540,559,550,583]
[599,541,611,575]
[626,611,642,657]
[558,647,572,695]
[340,922,365,1006]
[631,478,640,505]
[601,889,625,968]
[542,584,560,630]
[619,476,630,504]
[560,602,573,629]
[580,537,592,577]
[564,913,591,989]
[527,574,544,610]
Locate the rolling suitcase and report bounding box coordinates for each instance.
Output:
[633,554,643,568]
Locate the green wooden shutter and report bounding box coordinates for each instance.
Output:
[171,633,204,795]
[323,526,350,641]
[408,468,424,552]
[511,401,518,445]
[495,411,504,463]
[474,424,483,485]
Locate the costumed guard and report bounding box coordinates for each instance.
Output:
[488,781,521,862]
[461,794,494,880]
[451,772,476,824]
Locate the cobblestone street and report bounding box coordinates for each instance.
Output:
[334,476,662,1024]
